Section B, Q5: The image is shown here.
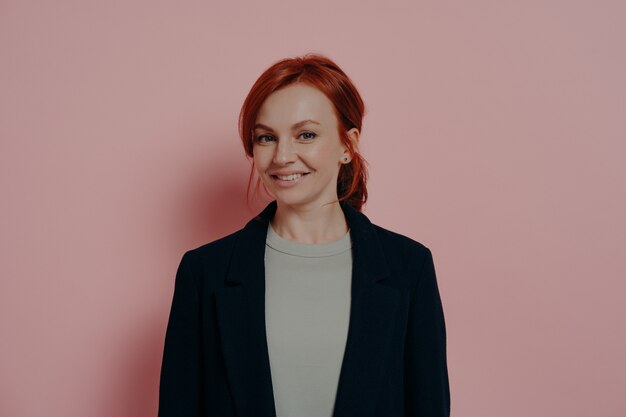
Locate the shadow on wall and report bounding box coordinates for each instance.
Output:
[182,149,268,247]
[101,317,165,417]
[108,153,267,417]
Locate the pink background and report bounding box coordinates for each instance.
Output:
[1,1,625,416]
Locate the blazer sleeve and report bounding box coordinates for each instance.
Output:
[158,251,202,417]
[404,247,451,417]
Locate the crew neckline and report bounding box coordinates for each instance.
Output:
[265,222,352,258]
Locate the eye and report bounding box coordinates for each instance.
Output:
[255,134,275,144]
[300,131,317,140]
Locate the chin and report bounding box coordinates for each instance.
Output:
[272,192,309,205]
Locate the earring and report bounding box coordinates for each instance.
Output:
[343,156,349,163]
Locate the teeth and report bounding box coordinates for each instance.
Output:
[276,173,303,181]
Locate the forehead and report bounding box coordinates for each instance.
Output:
[255,83,337,128]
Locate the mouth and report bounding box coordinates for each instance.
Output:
[270,172,310,181]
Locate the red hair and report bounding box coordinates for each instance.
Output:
[238,53,369,212]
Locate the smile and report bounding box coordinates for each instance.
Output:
[272,173,307,181]
[270,172,310,187]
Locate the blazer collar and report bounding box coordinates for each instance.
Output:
[225,199,391,295]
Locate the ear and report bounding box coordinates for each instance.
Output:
[341,128,360,161]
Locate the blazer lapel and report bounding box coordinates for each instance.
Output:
[215,200,401,417]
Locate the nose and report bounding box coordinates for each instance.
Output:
[272,137,297,164]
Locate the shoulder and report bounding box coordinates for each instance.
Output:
[177,228,244,272]
[370,220,430,253]
[369,221,433,270]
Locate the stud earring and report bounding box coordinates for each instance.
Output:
[343,156,349,162]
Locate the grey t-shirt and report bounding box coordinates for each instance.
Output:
[264,222,353,417]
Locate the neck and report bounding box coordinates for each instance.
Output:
[270,199,349,244]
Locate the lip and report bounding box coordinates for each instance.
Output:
[270,171,310,176]
[270,172,310,188]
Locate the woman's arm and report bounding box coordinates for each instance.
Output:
[158,251,202,417]
[404,247,451,416]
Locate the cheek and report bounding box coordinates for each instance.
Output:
[305,144,336,164]
[307,146,341,172]
[252,148,269,169]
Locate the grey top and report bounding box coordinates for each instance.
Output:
[264,221,353,417]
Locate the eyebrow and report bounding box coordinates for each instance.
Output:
[254,119,321,132]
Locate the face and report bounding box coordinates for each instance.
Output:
[252,83,359,208]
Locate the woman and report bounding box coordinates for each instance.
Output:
[158,53,450,417]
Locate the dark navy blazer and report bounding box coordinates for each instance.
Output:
[158,199,450,417]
